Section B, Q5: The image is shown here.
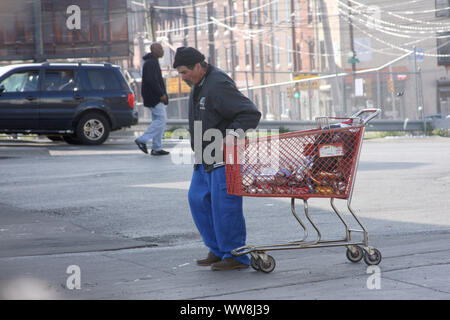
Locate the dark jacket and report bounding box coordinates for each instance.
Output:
[189,65,261,169]
[141,53,167,108]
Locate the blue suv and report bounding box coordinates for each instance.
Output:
[0,62,138,145]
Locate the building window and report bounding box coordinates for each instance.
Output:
[244,0,249,24]
[226,48,232,71]
[251,1,258,25]
[285,0,291,20]
[265,44,271,65]
[263,0,269,21]
[437,31,450,65]
[195,7,201,33]
[224,6,229,26]
[320,40,326,68]
[216,49,220,68]
[274,37,280,66]
[245,40,251,66]
[297,43,303,71]
[234,41,240,69]
[213,9,218,33]
[308,39,315,70]
[280,91,286,116]
[232,1,237,26]
[266,93,271,114]
[254,44,260,66]
[287,36,292,65]
[272,1,278,24]
[307,0,313,24]
[436,0,450,17]
[178,18,183,36]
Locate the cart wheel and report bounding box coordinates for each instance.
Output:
[364,248,382,266]
[250,256,260,271]
[258,255,276,273]
[346,245,364,263]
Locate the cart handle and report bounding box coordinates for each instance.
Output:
[351,108,381,125]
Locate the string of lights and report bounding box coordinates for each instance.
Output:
[348,0,450,16]
[338,7,450,40]
[337,0,450,32]
[341,10,450,58]
[149,0,450,59]
[153,0,213,10]
[155,0,279,34]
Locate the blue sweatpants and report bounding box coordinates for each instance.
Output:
[188,165,250,265]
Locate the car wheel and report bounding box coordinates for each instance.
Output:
[75,113,110,145]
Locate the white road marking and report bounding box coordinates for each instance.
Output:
[49,150,142,156]
[129,181,191,190]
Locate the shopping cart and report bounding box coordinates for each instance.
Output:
[225,108,382,273]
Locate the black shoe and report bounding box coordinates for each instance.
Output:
[151,149,170,156]
[134,139,148,154]
[196,252,221,266]
[211,258,249,271]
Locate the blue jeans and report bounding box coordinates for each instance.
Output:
[136,103,167,151]
[188,165,250,265]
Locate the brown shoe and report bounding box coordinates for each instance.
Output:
[211,258,249,271]
[196,252,221,266]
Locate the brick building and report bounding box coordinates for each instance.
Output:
[152,0,319,120]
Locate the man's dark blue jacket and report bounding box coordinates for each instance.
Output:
[189,65,261,170]
[141,53,167,108]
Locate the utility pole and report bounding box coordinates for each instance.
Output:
[413,46,420,119]
[192,0,198,47]
[318,0,342,114]
[207,1,215,64]
[33,0,44,61]
[269,2,277,119]
[290,0,297,71]
[228,0,235,80]
[144,0,155,42]
[256,0,267,118]
[105,0,111,61]
[413,46,426,134]
[347,1,356,75]
[347,0,357,113]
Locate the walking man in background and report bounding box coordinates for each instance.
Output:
[135,42,170,156]
[173,47,261,271]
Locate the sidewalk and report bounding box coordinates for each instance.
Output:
[0,204,153,259]
[1,203,450,300]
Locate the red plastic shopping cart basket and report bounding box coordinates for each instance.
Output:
[225,109,382,273]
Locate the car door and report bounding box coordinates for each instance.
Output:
[39,68,84,130]
[83,67,128,113]
[0,68,41,130]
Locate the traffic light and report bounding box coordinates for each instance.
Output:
[293,83,300,99]
[287,86,300,99]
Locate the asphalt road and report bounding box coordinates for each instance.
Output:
[0,134,449,300]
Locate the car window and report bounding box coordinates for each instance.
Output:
[0,66,15,78]
[43,69,82,92]
[0,70,40,92]
[85,69,123,90]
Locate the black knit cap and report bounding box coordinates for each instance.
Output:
[173,46,205,68]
